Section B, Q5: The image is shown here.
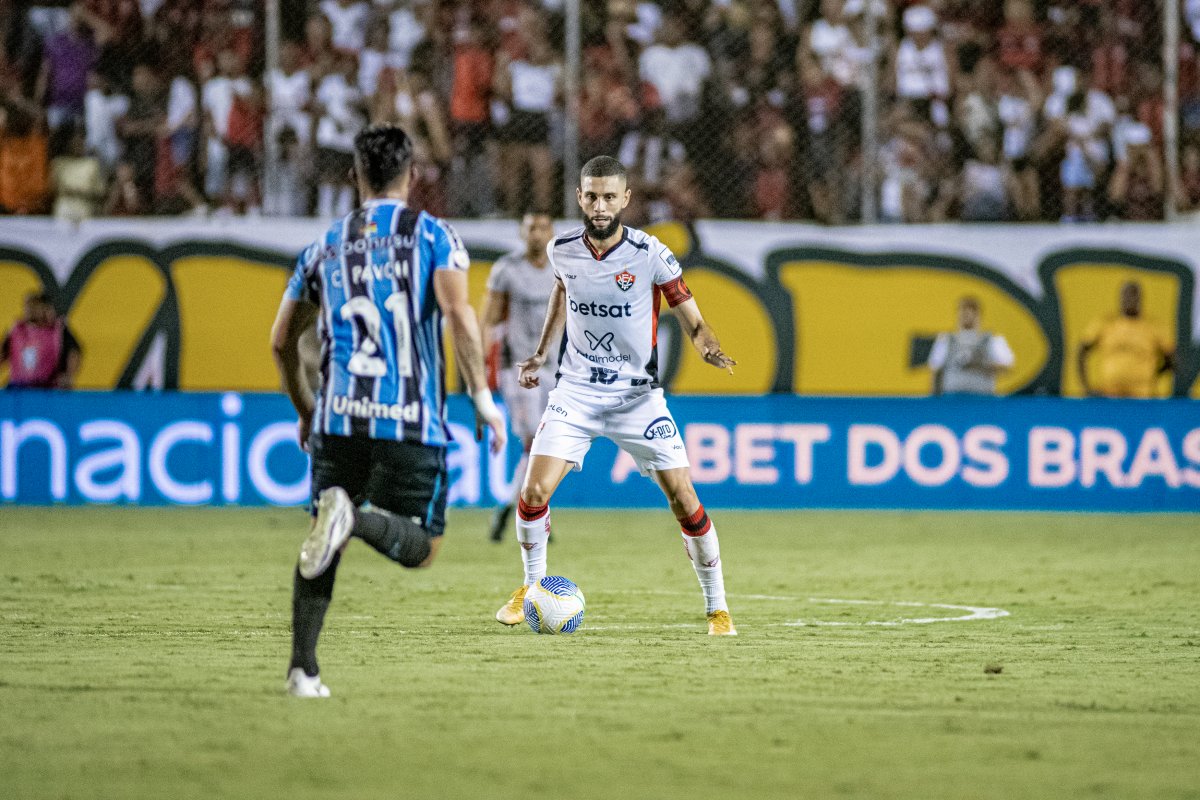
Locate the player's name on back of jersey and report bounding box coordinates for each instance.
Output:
[330,395,420,422]
[320,232,417,260]
[322,260,413,286]
[569,299,633,318]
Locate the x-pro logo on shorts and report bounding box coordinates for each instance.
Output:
[643,416,678,440]
[584,330,615,352]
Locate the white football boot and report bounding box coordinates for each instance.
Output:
[299,487,355,579]
[286,668,331,698]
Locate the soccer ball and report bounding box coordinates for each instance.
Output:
[523,576,586,634]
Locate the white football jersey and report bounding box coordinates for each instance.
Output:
[546,225,689,392]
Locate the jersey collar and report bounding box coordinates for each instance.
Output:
[583,227,627,261]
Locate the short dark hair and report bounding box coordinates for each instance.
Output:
[353,124,414,193]
[960,295,980,311]
[580,156,627,183]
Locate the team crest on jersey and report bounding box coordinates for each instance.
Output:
[615,270,636,291]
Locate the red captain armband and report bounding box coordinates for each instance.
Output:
[659,276,693,307]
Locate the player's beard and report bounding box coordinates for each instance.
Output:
[584,211,621,241]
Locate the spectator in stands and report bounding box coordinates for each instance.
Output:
[577,48,641,164]
[957,135,1013,221]
[358,23,402,99]
[262,126,310,216]
[267,40,313,150]
[103,158,145,214]
[997,0,1041,74]
[84,70,127,172]
[158,56,205,214]
[619,102,686,216]
[201,49,254,212]
[117,62,164,203]
[302,14,337,80]
[320,0,369,54]
[224,78,264,214]
[35,3,108,132]
[447,18,495,217]
[1042,66,1115,222]
[928,296,1015,396]
[50,122,104,221]
[1,292,82,390]
[799,61,848,223]
[1107,123,1163,220]
[383,0,428,71]
[894,5,954,128]
[372,64,451,215]
[1177,143,1200,214]
[492,19,560,215]
[314,52,363,217]
[638,12,710,132]
[0,95,50,214]
[996,66,1041,219]
[1078,281,1174,398]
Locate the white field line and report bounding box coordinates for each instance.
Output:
[583,592,1010,630]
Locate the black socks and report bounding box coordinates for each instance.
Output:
[353,509,432,568]
[289,551,341,677]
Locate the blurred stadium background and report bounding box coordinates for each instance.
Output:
[1,2,1199,798]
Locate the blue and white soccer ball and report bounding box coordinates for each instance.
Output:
[523,576,586,634]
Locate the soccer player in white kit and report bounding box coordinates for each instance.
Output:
[494,156,738,635]
[479,211,557,540]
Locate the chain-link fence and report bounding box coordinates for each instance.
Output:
[0,0,1189,223]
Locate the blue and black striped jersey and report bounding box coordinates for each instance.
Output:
[285,199,469,446]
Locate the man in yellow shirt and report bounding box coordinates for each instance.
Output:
[1077,281,1175,398]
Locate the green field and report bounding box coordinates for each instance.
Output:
[1,508,1198,800]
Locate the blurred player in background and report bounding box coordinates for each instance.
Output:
[479,210,557,540]
[272,124,505,697]
[1077,281,1175,398]
[1,292,82,389]
[928,296,1014,395]
[494,156,739,636]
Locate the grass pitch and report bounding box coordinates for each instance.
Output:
[1,508,1198,800]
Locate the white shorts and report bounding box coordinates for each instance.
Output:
[501,367,554,440]
[530,385,690,476]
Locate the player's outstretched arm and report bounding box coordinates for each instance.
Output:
[433,269,507,454]
[673,297,736,375]
[271,297,319,450]
[517,278,567,388]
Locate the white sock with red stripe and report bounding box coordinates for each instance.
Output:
[516,498,550,587]
[679,505,727,614]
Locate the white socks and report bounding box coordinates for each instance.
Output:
[680,508,728,614]
[516,500,550,587]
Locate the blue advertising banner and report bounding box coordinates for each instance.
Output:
[1,391,1197,511]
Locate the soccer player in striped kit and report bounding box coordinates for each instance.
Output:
[494,156,738,635]
[272,124,506,696]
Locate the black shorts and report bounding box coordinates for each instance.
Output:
[309,433,449,537]
[506,110,550,145]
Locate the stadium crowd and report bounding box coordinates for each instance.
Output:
[0,0,1195,222]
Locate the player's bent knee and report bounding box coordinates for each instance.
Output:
[520,482,552,507]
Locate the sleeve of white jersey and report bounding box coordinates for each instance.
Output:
[545,238,560,279]
[649,237,684,286]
